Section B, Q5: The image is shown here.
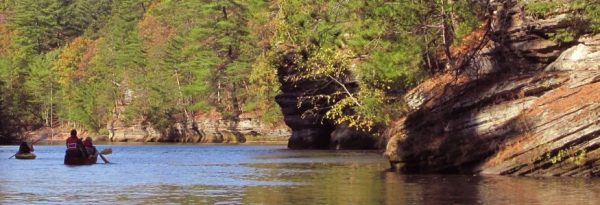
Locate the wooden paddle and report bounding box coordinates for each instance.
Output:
[31,133,49,144]
[8,133,49,159]
[98,148,112,164]
[99,148,112,155]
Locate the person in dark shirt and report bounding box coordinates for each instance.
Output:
[83,137,97,159]
[17,141,33,154]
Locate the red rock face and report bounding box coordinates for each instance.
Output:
[384,0,600,177]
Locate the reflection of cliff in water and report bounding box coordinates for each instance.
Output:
[381,173,600,205]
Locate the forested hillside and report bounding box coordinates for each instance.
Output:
[0,0,283,142]
[1,0,598,145]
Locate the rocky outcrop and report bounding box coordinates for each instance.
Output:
[274,49,376,149]
[384,1,600,177]
[107,117,290,143]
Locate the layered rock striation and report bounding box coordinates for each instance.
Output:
[107,117,289,143]
[384,1,600,177]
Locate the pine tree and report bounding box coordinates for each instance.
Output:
[176,0,260,120]
[25,51,59,126]
[75,0,113,39]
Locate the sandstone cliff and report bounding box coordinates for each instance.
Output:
[274,49,376,149]
[384,1,600,177]
[35,116,290,143]
[106,117,289,143]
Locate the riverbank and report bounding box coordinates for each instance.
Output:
[6,137,288,146]
[10,120,291,145]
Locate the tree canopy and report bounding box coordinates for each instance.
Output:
[0,0,597,141]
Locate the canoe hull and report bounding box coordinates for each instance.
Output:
[64,150,97,165]
[15,153,36,160]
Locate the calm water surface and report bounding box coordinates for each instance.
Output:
[1,144,599,204]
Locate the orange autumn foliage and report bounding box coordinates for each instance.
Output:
[0,22,12,57]
[138,15,175,59]
[55,37,92,86]
[78,40,96,72]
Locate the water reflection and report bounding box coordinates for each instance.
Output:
[1,145,599,204]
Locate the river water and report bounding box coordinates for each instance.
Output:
[1,144,599,204]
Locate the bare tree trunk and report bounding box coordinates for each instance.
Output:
[448,0,459,33]
[326,75,361,107]
[441,0,454,71]
[50,80,53,144]
[175,70,191,132]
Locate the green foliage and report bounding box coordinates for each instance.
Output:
[585,3,600,32]
[77,0,113,39]
[549,28,577,43]
[524,0,562,19]
[271,1,365,128]
[25,50,60,124]
[271,0,483,131]
[12,0,596,140]
[524,0,600,33]
[247,53,282,124]
[0,57,9,79]
[451,0,484,43]
[11,0,99,56]
[159,0,263,120]
[0,0,14,11]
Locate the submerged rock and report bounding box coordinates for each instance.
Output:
[384,1,600,177]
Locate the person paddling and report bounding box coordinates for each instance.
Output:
[83,137,98,159]
[17,141,34,154]
[65,129,88,158]
[12,141,37,159]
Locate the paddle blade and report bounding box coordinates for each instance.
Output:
[99,148,112,155]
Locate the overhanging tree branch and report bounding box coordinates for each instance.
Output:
[325,74,361,107]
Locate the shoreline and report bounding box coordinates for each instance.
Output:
[1,140,289,146]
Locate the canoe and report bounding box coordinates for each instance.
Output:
[15,153,36,160]
[64,154,98,165]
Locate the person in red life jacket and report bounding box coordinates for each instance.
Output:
[65,129,87,157]
[66,129,79,150]
[83,137,98,159]
[17,141,34,154]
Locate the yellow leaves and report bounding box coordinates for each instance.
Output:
[285,45,356,83]
[276,40,380,131]
[247,53,281,115]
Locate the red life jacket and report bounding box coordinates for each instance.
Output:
[66,137,78,150]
